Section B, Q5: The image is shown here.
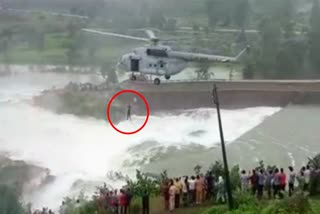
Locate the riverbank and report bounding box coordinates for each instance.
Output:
[0,154,52,196]
[0,64,102,75]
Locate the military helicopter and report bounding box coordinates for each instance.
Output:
[83,28,249,85]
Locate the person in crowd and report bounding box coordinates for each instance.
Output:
[216,176,225,203]
[110,191,119,214]
[279,168,287,191]
[250,169,258,196]
[206,172,214,200]
[200,174,206,203]
[279,168,286,199]
[188,176,196,205]
[142,189,150,214]
[104,192,111,211]
[161,180,170,210]
[265,170,274,199]
[125,188,132,214]
[118,189,128,214]
[257,169,266,200]
[297,170,306,191]
[195,175,204,205]
[273,168,281,199]
[182,176,189,207]
[59,201,67,214]
[98,190,106,213]
[240,170,249,192]
[169,179,177,212]
[174,177,182,208]
[288,166,296,197]
[304,165,311,191]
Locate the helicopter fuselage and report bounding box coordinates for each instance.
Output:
[117,46,187,79]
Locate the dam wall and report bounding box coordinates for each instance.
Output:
[119,80,320,113]
[33,80,320,118]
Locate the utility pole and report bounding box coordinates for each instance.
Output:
[212,83,233,210]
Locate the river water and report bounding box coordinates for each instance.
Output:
[0,67,280,209]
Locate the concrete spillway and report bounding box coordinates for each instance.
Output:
[141,104,320,175]
[119,80,320,112]
[33,79,320,120]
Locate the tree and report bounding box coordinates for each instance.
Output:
[164,18,177,32]
[309,0,320,70]
[100,63,118,85]
[279,0,295,27]
[308,153,320,195]
[0,28,13,65]
[206,0,230,28]
[127,170,159,214]
[233,0,250,28]
[275,39,306,78]
[195,62,212,80]
[149,11,166,29]
[194,164,202,175]
[230,165,241,191]
[208,161,224,180]
[0,185,24,214]
[257,18,281,78]
[310,0,320,32]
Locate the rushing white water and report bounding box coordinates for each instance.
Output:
[0,69,281,209]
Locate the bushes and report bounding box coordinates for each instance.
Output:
[130,198,142,214]
[261,192,311,214]
[203,205,228,214]
[203,192,313,214]
[0,185,25,214]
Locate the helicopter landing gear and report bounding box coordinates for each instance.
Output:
[154,78,161,85]
[130,74,137,81]
[165,75,171,80]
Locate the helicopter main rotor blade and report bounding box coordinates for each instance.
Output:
[146,30,157,40]
[82,28,150,42]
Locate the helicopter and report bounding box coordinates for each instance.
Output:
[83,28,249,85]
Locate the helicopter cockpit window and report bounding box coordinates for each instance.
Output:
[146,49,168,57]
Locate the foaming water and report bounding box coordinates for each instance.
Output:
[0,69,281,209]
[117,107,281,146]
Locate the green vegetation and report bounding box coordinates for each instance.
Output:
[1,0,320,79]
[34,90,125,123]
[60,153,320,214]
[0,185,25,214]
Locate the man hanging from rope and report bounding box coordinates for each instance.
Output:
[127,104,132,120]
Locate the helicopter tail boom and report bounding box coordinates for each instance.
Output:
[168,46,249,63]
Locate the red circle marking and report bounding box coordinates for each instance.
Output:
[106,89,150,135]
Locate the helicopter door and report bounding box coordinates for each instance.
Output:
[130,59,140,72]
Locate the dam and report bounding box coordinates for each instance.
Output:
[119,80,320,112]
[33,79,320,121]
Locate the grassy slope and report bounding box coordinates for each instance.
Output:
[145,196,320,214]
[149,195,320,213]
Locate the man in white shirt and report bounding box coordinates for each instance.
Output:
[304,165,311,191]
[288,166,296,196]
[188,176,196,205]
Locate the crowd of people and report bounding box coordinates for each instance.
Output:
[160,173,225,212]
[31,207,55,214]
[30,164,314,214]
[240,165,312,200]
[95,187,133,214]
[159,164,313,212]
